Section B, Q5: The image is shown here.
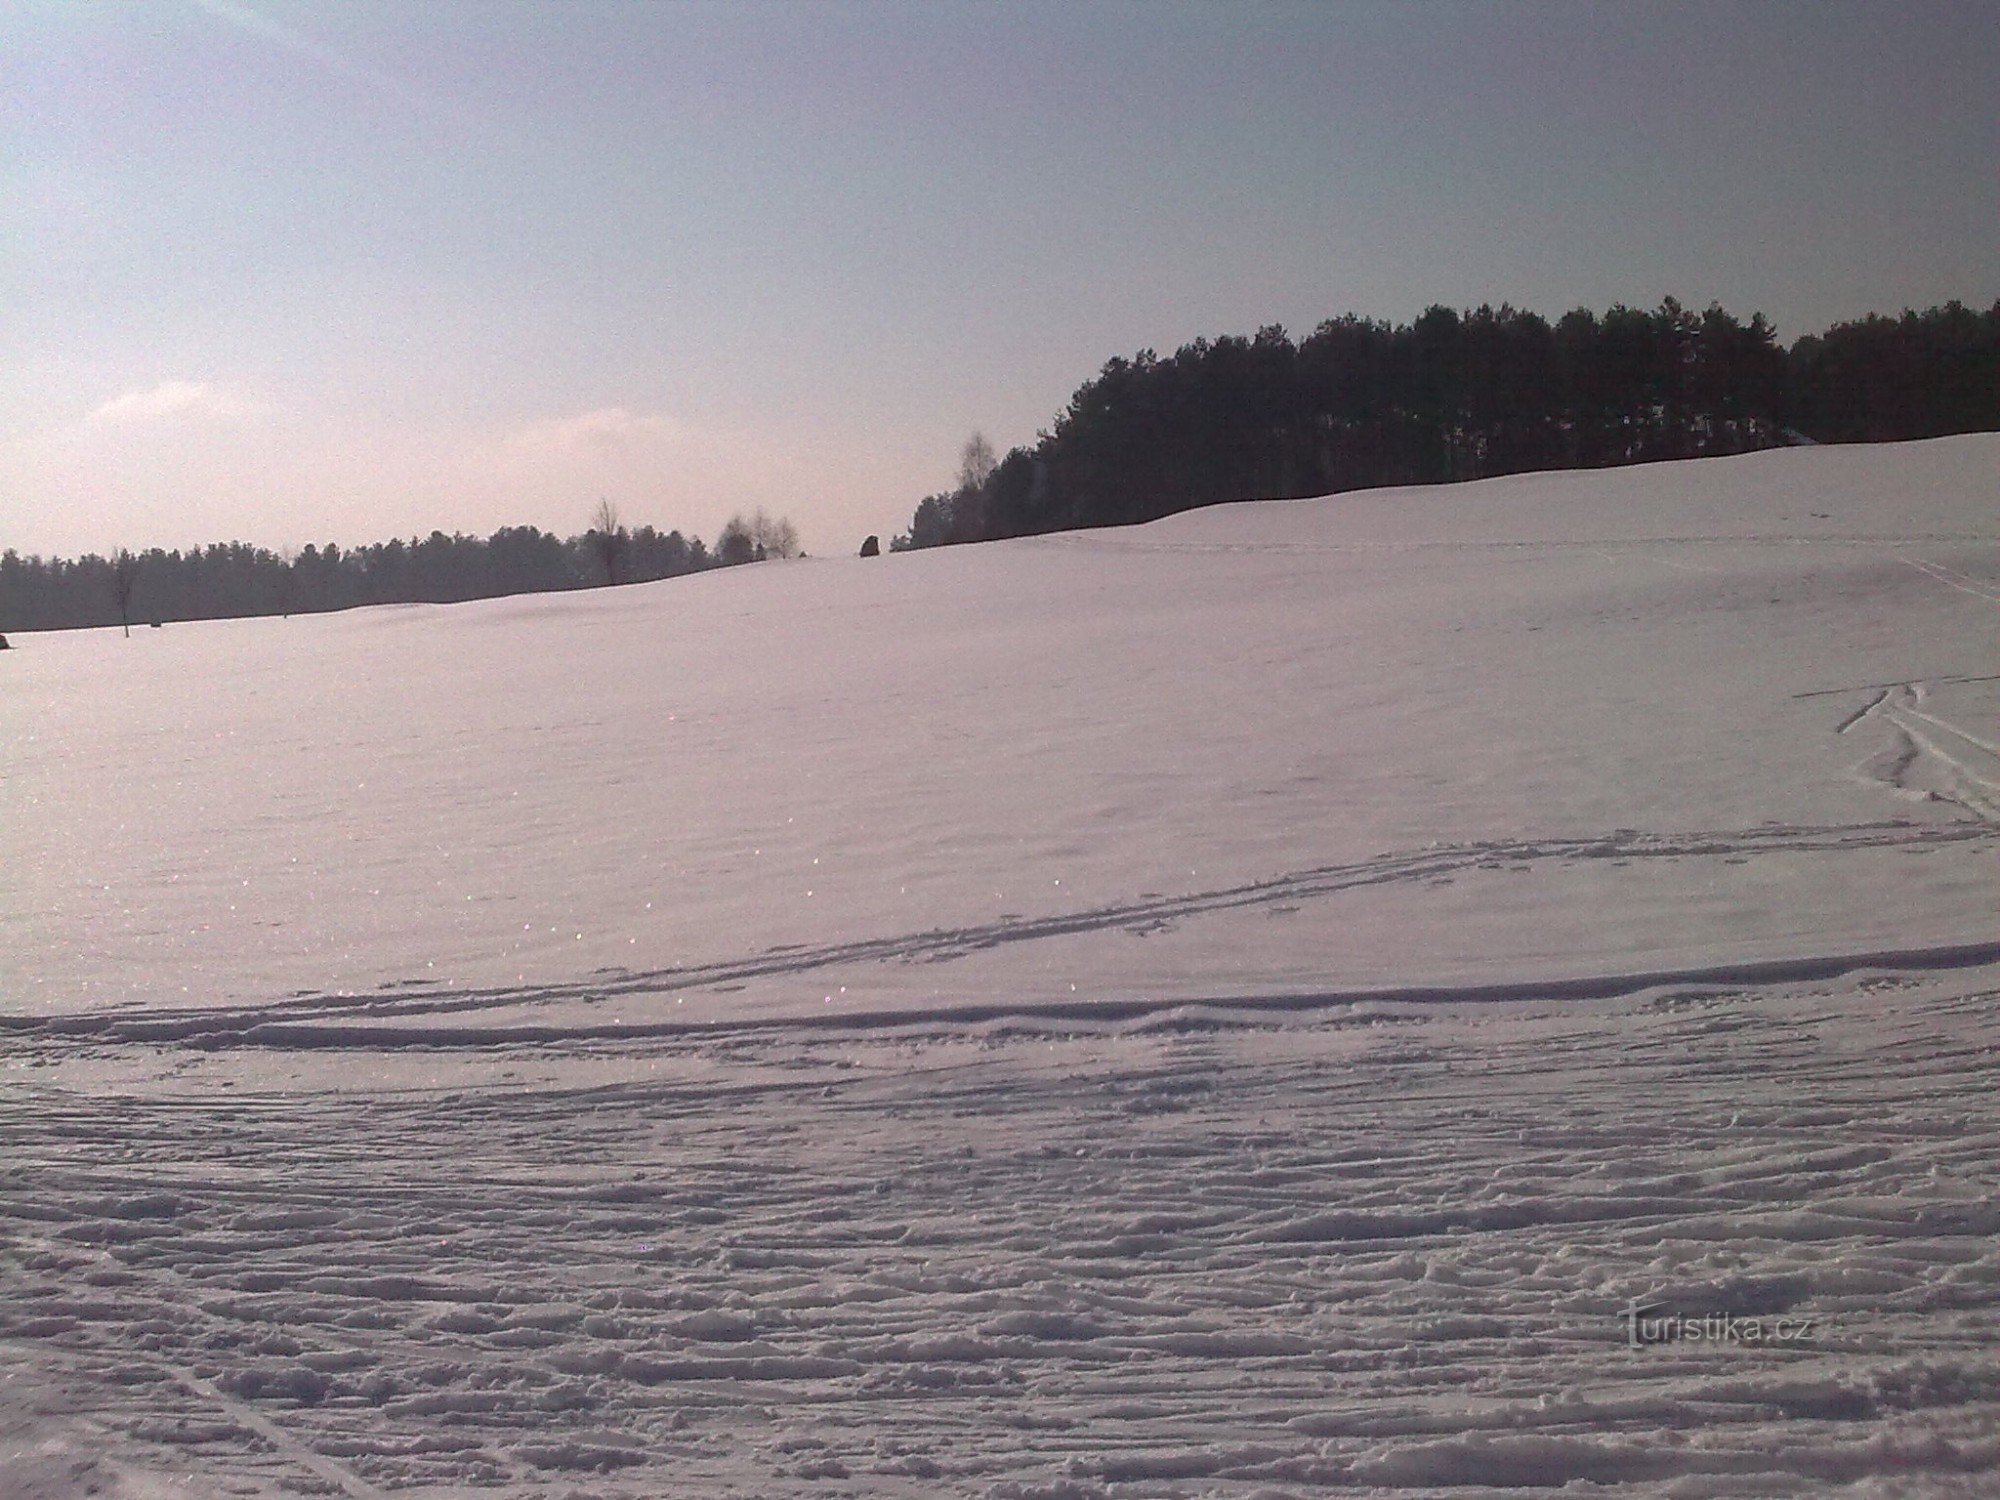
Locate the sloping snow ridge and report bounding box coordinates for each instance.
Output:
[4,435,1998,1497]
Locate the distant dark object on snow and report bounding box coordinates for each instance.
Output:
[150,620,163,628]
[0,634,9,649]
[859,535,880,557]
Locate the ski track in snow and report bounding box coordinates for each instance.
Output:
[7,818,1997,1050]
[1902,558,2000,608]
[1840,684,2000,823]
[6,965,2000,1499]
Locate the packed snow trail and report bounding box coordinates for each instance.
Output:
[5,964,2000,1497]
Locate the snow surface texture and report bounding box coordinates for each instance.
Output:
[3,435,1998,1496]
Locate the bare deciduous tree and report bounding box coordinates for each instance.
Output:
[715,509,801,565]
[589,499,627,585]
[958,431,997,494]
[111,549,141,637]
[749,510,800,560]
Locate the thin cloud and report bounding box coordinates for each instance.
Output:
[85,381,265,428]
[189,0,415,99]
[508,408,680,453]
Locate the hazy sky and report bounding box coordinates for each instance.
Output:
[5,0,1995,558]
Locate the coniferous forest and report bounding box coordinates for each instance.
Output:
[4,297,1995,633]
[892,297,2000,549]
[0,510,797,636]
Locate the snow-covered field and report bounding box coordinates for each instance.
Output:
[4,436,1998,1497]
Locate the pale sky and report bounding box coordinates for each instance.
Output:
[4,0,1995,559]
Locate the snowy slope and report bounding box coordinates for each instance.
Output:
[4,436,1996,1032]
[3,436,1999,1498]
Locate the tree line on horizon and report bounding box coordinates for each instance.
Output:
[892,297,2000,550]
[6,296,1994,636]
[0,507,800,636]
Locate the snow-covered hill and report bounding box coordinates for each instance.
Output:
[6,435,1997,1033]
[4,436,1997,1497]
